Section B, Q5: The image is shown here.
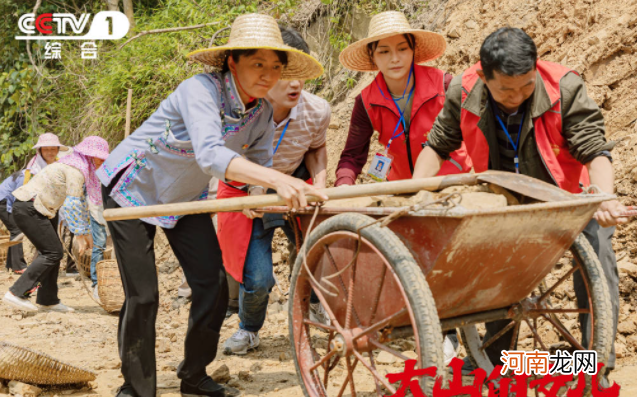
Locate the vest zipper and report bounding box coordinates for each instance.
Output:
[534,128,558,186]
[405,127,414,174]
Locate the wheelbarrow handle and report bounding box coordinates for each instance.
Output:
[103,174,478,222]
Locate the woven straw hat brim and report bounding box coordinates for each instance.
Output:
[339,30,446,72]
[187,45,324,81]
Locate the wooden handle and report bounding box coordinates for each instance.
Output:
[103,174,477,222]
[124,88,133,138]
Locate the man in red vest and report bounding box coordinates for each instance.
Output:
[413,27,626,380]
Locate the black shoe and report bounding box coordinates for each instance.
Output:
[461,356,477,375]
[115,384,137,397]
[181,376,241,397]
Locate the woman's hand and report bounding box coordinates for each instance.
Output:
[75,234,93,255]
[225,157,329,210]
[273,174,328,210]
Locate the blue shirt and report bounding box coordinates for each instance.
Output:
[97,71,275,228]
[0,171,25,213]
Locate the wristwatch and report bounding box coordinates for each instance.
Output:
[248,185,265,195]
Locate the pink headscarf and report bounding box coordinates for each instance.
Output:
[58,136,110,206]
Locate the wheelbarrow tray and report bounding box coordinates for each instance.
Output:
[269,194,608,325]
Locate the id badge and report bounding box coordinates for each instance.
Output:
[368,152,393,182]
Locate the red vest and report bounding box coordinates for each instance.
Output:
[460,60,588,193]
[361,65,471,181]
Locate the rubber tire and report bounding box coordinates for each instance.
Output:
[460,233,613,396]
[288,213,444,397]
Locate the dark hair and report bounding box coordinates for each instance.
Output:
[221,49,288,73]
[279,26,310,54]
[367,33,416,65]
[479,27,537,80]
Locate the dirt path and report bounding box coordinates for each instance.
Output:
[0,268,635,396]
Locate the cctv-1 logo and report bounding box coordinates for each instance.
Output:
[16,11,129,40]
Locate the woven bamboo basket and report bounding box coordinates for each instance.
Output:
[96,259,124,313]
[74,248,92,278]
[0,341,96,385]
[103,247,113,260]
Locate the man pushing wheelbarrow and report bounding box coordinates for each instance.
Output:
[412,27,626,386]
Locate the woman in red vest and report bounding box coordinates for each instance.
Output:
[335,11,471,186]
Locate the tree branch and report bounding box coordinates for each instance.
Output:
[26,0,43,78]
[118,21,221,50]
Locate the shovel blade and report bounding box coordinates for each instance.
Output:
[477,171,574,202]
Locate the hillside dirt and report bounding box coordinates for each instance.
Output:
[2,0,637,394]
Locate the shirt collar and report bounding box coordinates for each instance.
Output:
[275,104,299,129]
[462,71,552,119]
[223,71,262,118]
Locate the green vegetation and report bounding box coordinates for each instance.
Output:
[0,0,396,178]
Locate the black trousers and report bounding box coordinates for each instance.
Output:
[0,199,27,271]
[102,182,229,397]
[484,219,619,371]
[9,201,62,305]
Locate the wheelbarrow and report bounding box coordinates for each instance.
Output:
[257,176,614,397]
[103,171,614,396]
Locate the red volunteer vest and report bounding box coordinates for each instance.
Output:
[460,60,588,193]
[361,65,471,181]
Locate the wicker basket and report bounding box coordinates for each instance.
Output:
[0,341,96,385]
[75,249,92,278]
[96,259,124,314]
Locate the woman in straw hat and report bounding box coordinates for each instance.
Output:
[96,13,325,397]
[335,11,471,186]
[3,136,110,314]
[24,132,69,183]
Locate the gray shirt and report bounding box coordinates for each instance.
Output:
[97,71,275,228]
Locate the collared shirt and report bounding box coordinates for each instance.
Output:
[13,163,90,234]
[271,91,330,175]
[490,97,529,173]
[0,171,25,213]
[97,71,275,228]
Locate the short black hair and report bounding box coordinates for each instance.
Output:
[279,26,310,54]
[221,49,288,73]
[479,27,537,80]
[367,33,416,65]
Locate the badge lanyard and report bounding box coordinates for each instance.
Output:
[377,63,416,153]
[494,112,525,173]
[367,64,415,182]
[273,119,291,155]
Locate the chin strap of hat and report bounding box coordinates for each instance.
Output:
[232,71,256,105]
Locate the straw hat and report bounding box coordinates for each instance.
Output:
[187,14,323,81]
[33,133,68,151]
[339,11,446,72]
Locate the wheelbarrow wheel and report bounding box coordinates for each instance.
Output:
[289,213,444,397]
[460,233,613,396]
